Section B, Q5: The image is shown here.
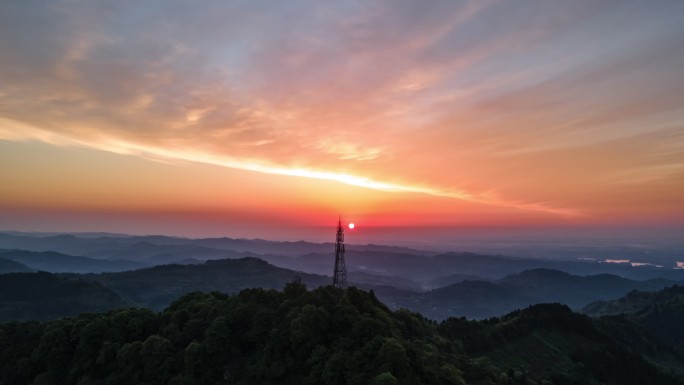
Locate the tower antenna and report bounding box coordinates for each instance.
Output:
[332,216,348,289]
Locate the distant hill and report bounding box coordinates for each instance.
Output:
[0,250,145,273]
[498,268,674,308]
[82,257,331,310]
[5,232,684,288]
[382,268,679,320]
[0,233,135,256]
[4,231,683,283]
[290,250,684,282]
[424,272,490,289]
[85,241,253,264]
[0,232,431,258]
[295,250,573,279]
[0,257,32,274]
[422,279,531,319]
[0,272,129,321]
[346,270,422,291]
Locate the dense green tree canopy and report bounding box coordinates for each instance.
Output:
[0,283,682,385]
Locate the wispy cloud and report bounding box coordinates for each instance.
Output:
[1,0,683,221]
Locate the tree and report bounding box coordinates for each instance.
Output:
[376,338,410,380]
[290,304,330,354]
[183,341,204,378]
[284,278,307,299]
[113,341,143,384]
[31,325,71,383]
[141,335,176,384]
[373,372,398,385]
[322,352,348,385]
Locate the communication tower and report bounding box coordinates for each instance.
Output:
[332,217,348,289]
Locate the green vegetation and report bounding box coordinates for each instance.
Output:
[585,284,684,372]
[442,303,684,384]
[1,283,683,385]
[0,272,129,322]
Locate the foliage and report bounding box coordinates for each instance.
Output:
[0,284,682,385]
[0,272,129,322]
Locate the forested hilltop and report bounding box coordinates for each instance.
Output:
[1,284,683,385]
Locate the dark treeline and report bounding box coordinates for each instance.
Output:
[1,283,682,385]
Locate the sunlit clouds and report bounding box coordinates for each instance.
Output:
[1,0,684,233]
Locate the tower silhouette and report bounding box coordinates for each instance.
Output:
[332,217,348,289]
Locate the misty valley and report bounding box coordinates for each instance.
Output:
[1,232,684,384]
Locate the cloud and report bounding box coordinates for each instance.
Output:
[1,0,683,220]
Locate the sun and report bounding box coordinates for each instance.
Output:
[348,223,355,229]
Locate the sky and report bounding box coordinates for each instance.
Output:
[1,0,683,242]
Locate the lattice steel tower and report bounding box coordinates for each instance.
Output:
[332,217,348,289]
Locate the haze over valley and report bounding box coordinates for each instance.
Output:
[2,231,683,321]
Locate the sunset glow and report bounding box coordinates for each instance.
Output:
[1,0,683,240]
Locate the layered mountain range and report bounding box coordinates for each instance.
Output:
[1,232,683,321]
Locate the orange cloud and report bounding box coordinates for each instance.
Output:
[1,0,683,228]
